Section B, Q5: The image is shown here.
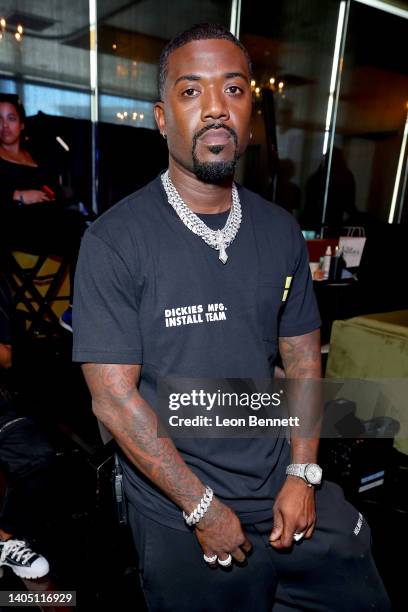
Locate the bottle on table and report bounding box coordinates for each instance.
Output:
[322,246,332,280]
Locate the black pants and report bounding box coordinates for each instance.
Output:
[0,409,54,537]
[128,481,391,612]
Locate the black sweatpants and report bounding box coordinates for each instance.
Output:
[0,411,54,537]
[128,480,391,612]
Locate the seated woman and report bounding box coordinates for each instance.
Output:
[0,94,57,209]
[0,94,88,327]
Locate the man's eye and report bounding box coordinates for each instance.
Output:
[226,86,243,94]
[183,88,198,97]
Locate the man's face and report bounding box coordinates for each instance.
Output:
[155,38,252,183]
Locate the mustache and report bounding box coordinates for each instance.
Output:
[192,123,238,149]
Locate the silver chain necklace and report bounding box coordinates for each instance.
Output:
[161,170,242,264]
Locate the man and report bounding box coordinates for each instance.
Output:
[73,24,390,611]
[0,276,50,579]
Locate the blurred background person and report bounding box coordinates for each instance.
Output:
[302,147,358,232]
[0,272,53,579]
[0,94,90,330]
[275,158,301,216]
[0,93,57,209]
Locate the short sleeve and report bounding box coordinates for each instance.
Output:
[278,225,321,337]
[72,231,143,364]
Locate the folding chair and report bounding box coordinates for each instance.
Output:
[5,251,70,338]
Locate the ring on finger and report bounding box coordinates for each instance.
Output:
[293,531,305,542]
[218,554,232,567]
[203,554,217,563]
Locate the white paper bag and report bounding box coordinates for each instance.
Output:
[338,236,367,268]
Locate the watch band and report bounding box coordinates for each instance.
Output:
[286,463,322,486]
[286,464,310,486]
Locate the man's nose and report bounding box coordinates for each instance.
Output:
[201,87,229,122]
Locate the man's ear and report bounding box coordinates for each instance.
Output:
[154,102,166,138]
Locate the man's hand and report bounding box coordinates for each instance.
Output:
[269,477,316,549]
[195,498,252,565]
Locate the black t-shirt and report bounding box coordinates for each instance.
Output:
[73,174,321,529]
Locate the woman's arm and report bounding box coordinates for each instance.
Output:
[12,189,51,204]
[0,343,12,369]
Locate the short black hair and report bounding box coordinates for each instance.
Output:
[158,23,252,100]
[0,93,26,123]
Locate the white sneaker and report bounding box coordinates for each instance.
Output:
[0,538,49,579]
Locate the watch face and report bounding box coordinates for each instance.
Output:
[305,464,322,484]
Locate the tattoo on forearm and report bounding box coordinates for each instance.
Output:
[279,329,321,378]
[278,330,322,462]
[82,364,205,511]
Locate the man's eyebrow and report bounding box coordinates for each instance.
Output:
[224,72,249,82]
[174,74,201,86]
[173,72,249,87]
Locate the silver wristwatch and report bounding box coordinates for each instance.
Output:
[286,463,323,487]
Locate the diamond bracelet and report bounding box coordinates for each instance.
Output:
[183,486,214,526]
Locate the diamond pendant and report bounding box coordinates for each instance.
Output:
[161,172,241,266]
[216,230,228,264]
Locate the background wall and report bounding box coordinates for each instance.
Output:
[0,0,407,224]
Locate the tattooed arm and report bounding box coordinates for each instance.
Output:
[269,329,322,548]
[279,328,322,463]
[82,363,251,563]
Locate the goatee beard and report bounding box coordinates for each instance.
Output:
[192,157,238,184]
[191,123,239,185]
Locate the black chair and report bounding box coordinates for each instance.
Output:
[5,251,70,338]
